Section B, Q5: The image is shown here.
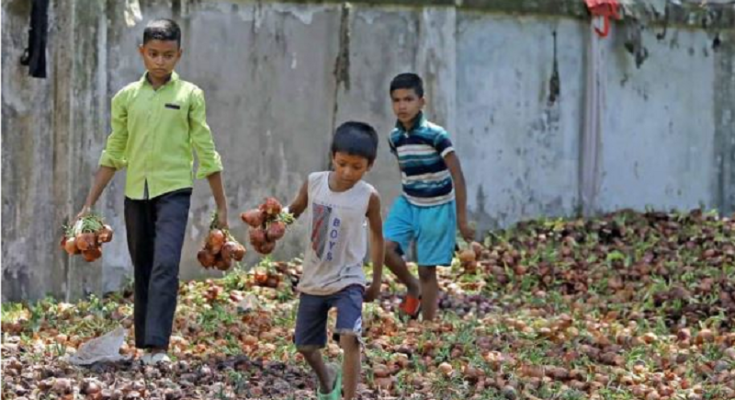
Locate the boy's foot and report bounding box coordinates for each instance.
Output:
[318,363,342,400]
[399,294,421,319]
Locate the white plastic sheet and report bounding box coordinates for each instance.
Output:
[67,326,130,365]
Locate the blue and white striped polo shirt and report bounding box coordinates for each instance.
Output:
[388,113,455,207]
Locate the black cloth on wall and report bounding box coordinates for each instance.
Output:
[20,0,50,79]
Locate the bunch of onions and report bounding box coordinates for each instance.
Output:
[59,214,113,262]
[240,197,294,255]
[197,212,246,271]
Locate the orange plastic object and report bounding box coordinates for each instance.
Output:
[585,0,621,38]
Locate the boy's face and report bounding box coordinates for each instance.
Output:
[332,152,371,188]
[138,39,182,81]
[391,88,424,126]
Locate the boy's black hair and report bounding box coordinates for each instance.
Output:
[143,19,181,47]
[389,73,424,97]
[331,122,379,165]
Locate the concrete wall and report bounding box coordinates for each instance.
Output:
[456,16,586,228]
[2,0,734,301]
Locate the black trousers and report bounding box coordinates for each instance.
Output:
[124,188,191,349]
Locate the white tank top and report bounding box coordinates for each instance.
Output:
[297,171,375,295]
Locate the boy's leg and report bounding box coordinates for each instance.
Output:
[383,196,420,298]
[144,189,191,350]
[385,242,420,297]
[415,201,457,322]
[418,267,439,321]
[301,349,334,395]
[340,334,360,400]
[295,293,334,394]
[333,285,365,400]
[124,198,156,350]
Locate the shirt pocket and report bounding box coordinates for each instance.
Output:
[160,96,190,135]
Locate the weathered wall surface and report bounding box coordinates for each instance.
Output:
[2,0,62,301]
[456,16,586,228]
[2,0,734,301]
[597,26,719,212]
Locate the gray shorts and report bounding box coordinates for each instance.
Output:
[294,285,364,351]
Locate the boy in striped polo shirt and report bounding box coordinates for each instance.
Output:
[384,73,475,321]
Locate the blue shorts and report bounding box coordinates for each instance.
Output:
[294,285,364,350]
[384,196,457,267]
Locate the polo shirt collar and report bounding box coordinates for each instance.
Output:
[395,111,427,133]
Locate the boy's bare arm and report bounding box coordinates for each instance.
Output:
[287,180,309,219]
[206,171,228,229]
[444,152,475,241]
[364,191,384,302]
[78,166,117,218]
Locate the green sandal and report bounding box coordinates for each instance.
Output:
[317,363,342,400]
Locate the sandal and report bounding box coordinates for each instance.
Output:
[399,294,422,319]
[317,363,342,400]
[141,352,170,365]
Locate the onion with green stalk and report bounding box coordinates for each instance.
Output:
[60,212,111,262]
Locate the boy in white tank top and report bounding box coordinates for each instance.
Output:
[286,122,384,400]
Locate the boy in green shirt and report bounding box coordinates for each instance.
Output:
[77,19,228,364]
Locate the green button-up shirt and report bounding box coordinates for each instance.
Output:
[99,71,223,200]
